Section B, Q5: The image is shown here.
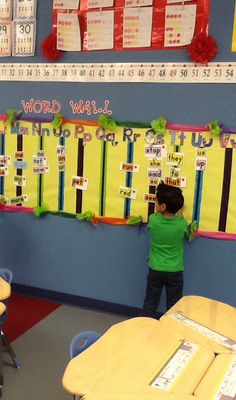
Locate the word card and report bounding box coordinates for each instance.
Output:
[87,10,114,50]
[72,176,88,190]
[164,4,196,47]
[12,18,36,56]
[0,0,12,19]
[123,6,153,48]
[0,20,11,56]
[57,12,81,51]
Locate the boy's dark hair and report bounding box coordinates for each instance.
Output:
[156,182,184,214]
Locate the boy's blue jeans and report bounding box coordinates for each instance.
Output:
[142,268,183,318]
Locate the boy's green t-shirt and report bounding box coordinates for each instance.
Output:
[147,213,188,272]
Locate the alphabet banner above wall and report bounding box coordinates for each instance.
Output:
[0,115,236,240]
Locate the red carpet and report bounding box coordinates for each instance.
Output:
[3,293,61,342]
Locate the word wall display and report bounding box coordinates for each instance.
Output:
[52,0,209,52]
[0,0,37,56]
[0,116,236,239]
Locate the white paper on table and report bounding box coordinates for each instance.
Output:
[164,4,196,47]
[0,0,12,19]
[53,0,80,10]
[87,10,114,50]
[125,0,153,7]
[123,6,153,48]
[88,0,114,9]
[0,20,11,56]
[57,12,81,51]
[14,0,37,18]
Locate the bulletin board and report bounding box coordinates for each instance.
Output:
[1,116,236,239]
[52,0,210,52]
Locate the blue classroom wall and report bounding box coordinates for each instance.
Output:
[0,0,236,313]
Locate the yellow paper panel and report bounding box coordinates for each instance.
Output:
[198,141,224,232]
[3,125,18,200]
[41,123,59,211]
[232,3,236,52]
[63,125,78,214]
[82,128,103,215]
[105,130,129,219]
[19,121,39,208]
[129,129,150,222]
[176,133,196,224]
[225,150,236,233]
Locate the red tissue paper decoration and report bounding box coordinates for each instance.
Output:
[187,33,218,64]
[41,32,63,62]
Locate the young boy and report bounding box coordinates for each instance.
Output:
[142,182,188,318]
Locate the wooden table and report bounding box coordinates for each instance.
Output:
[161,295,236,354]
[62,317,215,398]
[0,278,11,301]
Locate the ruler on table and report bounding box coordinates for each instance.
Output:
[0,62,236,83]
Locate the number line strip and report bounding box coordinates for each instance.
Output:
[0,62,236,83]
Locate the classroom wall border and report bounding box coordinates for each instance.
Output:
[12,283,147,318]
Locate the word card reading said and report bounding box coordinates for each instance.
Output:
[123,6,153,48]
[53,0,80,10]
[12,19,36,56]
[14,0,37,18]
[0,0,12,19]
[0,20,11,56]
[87,10,114,50]
[164,4,196,47]
[57,12,81,51]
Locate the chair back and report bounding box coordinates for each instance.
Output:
[0,268,13,284]
[70,330,101,359]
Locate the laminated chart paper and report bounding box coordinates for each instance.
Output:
[0,0,12,19]
[12,18,36,56]
[14,0,37,18]
[0,20,11,56]
[86,10,114,50]
[164,4,197,47]
[123,7,153,48]
[57,12,81,51]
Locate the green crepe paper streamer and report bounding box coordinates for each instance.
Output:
[117,121,150,128]
[76,211,95,222]
[127,215,142,225]
[187,220,198,242]
[209,120,222,136]
[50,211,75,218]
[151,116,167,134]
[52,113,64,130]
[6,109,22,126]
[98,115,117,131]
[34,204,49,217]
